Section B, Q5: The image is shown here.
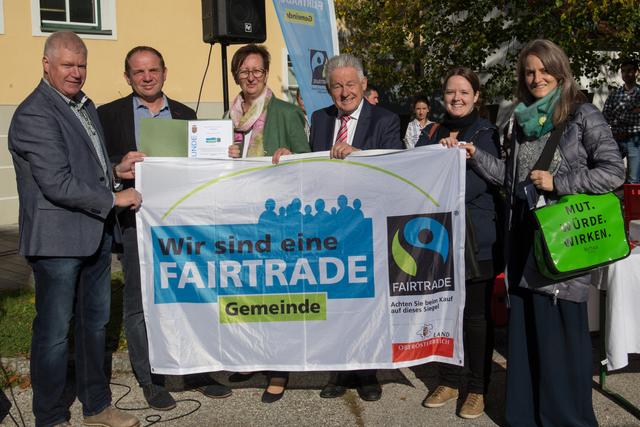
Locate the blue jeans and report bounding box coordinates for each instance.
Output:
[624,134,640,183]
[28,230,113,426]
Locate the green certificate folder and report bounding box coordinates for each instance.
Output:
[139,119,187,157]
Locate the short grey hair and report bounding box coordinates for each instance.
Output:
[44,31,87,58]
[324,53,365,85]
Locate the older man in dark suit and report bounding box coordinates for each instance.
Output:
[98,46,231,410]
[310,53,402,401]
[8,31,141,427]
[309,54,401,159]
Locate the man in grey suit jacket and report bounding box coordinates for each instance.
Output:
[9,31,141,427]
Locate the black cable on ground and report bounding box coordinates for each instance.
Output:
[110,381,202,426]
[0,360,26,427]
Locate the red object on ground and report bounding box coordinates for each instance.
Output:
[492,273,508,327]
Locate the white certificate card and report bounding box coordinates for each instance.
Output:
[188,120,233,159]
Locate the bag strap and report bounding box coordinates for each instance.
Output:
[427,123,440,140]
[531,121,567,172]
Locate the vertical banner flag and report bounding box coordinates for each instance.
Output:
[272,0,339,117]
[136,148,466,374]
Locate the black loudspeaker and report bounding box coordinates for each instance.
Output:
[202,0,266,44]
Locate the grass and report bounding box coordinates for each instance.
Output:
[0,272,128,359]
[0,289,35,357]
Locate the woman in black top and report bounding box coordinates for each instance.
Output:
[419,67,502,420]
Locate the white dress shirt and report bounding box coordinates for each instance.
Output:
[331,99,365,146]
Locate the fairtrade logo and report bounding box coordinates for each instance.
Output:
[386,212,454,296]
[391,217,449,276]
[310,50,328,86]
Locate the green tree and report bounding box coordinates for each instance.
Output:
[335,0,639,104]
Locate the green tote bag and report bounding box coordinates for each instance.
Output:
[533,192,630,281]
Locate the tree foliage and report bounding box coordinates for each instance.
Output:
[335,0,639,104]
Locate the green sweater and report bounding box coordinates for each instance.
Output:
[262,97,310,156]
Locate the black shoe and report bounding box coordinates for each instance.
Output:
[197,379,232,399]
[320,382,347,398]
[228,372,256,382]
[261,377,288,403]
[356,375,381,401]
[143,384,177,411]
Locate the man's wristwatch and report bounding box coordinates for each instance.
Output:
[112,165,123,191]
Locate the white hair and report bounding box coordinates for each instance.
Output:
[324,53,365,84]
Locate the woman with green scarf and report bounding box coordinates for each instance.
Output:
[444,39,624,425]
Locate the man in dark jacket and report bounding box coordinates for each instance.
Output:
[309,54,401,158]
[309,53,402,402]
[98,46,230,410]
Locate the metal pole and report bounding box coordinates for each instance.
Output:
[221,42,229,113]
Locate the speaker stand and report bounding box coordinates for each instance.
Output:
[221,42,230,113]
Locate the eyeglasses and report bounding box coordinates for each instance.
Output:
[237,68,266,80]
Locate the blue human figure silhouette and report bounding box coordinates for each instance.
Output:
[259,198,278,225]
[352,198,365,221]
[330,207,337,216]
[335,194,355,223]
[303,204,314,224]
[313,199,331,224]
[286,197,303,228]
[273,205,287,237]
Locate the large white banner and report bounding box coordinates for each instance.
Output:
[136,147,466,375]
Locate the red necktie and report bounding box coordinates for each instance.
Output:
[335,115,351,145]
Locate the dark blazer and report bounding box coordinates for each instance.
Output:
[98,93,196,229]
[98,93,197,164]
[309,100,403,151]
[9,80,114,257]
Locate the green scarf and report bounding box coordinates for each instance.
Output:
[514,87,560,139]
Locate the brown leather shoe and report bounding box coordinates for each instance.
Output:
[459,393,485,419]
[83,406,140,427]
[422,385,458,408]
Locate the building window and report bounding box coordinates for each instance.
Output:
[32,0,116,38]
[0,0,4,34]
[281,51,299,103]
